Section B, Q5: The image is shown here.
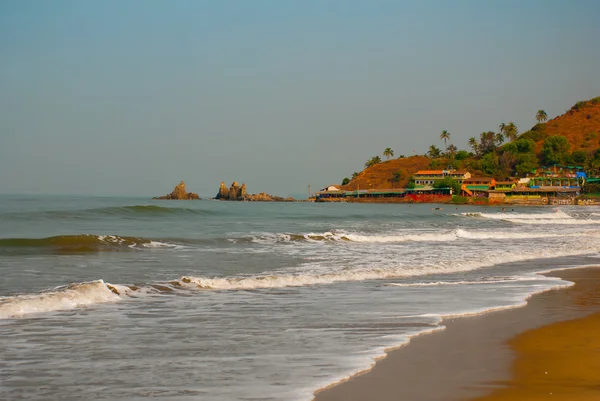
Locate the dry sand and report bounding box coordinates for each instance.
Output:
[313,267,600,401]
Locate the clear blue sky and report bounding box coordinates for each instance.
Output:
[1,0,599,197]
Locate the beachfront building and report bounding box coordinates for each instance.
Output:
[460,177,496,197]
[413,169,471,188]
[315,187,452,202]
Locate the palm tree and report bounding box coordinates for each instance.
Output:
[499,123,507,136]
[427,145,441,158]
[468,137,479,155]
[383,148,394,160]
[495,132,505,145]
[440,130,451,148]
[536,110,548,123]
[446,144,458,158]
[505,122,518,141]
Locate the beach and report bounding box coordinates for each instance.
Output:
[2,197,600,401]
[313,267,600,401]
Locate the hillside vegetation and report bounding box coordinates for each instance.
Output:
[338,97,600,191]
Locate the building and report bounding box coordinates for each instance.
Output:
[413,169,471,188]
[461,177,496,197]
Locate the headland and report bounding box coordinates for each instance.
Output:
[315,96,600,206]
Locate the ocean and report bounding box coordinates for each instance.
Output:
[1,195,600,401]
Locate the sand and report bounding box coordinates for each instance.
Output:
[313,267,600,401]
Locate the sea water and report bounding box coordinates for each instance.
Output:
[1,195,600,401]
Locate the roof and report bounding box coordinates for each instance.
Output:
[495,181,516,185]
[463,177,495,183]
[465,185,491,191]
[489,187,579,193]
[414,170,469,176]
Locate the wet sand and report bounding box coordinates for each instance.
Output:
[313,267,600,401]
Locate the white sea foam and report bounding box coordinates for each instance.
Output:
[385,275,548,287]
[142,240,184,249]
[461,210,598,225]
[249,228,594,244]
[467,210,573,220]
[0,280,130,319]
[175,243,600,291]
[506,218,595,225]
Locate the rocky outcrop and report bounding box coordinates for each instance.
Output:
[153,181,201,200]
[215,181,294,202]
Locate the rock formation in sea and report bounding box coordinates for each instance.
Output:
[153,181,201,200]
[215,181,294,202]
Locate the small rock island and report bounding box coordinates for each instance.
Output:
[153,181,201,200]
[215,181,294,202]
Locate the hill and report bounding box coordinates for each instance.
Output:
[336,97,600,191]
[522,97,600,154]
[340,156,431,191]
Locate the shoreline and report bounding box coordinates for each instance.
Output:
[313,266,600,401]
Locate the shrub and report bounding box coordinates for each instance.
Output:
[583,183,600,194]
[572,150,587,164]
[455,150,471,160]
[392,171,403,182]
[451,196,469,204]
[519,130,542,142]
[531,123,546,132]
[342,177,350,185]
[429,159,442,169]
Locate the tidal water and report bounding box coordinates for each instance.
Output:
[1,195,600,401]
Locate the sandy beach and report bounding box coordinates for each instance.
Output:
[313,267,600,401]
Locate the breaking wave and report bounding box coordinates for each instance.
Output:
[172,244,600,291]
[0,280,132,319]
[245,228,598,244]
[460,210,597,225]
[2,241,599,319]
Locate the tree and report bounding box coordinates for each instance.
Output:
[427,145,441,158]
[455,150,471,160]
[571,150,587,164]
[479,131,497,155]
[446,144,458,158]
[479,152,500,175]
[440,130,451,148]
[505,122,518,141]
[499,123,507,136]
[468,137,479,155]
[383,148,394,160]
[433,177,461,194]
[352,172,359,179]
[495,132,505,145]
[342,177,350,185]
[542,135,570,165]
[536,110,548,123]
[515,153,539,176]
[502,138,535,154]
[365,156,382,168]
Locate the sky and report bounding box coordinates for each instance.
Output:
[1,0,600,198]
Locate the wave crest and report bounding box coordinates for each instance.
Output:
[0,235,176,253]
[0,280,131,319]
